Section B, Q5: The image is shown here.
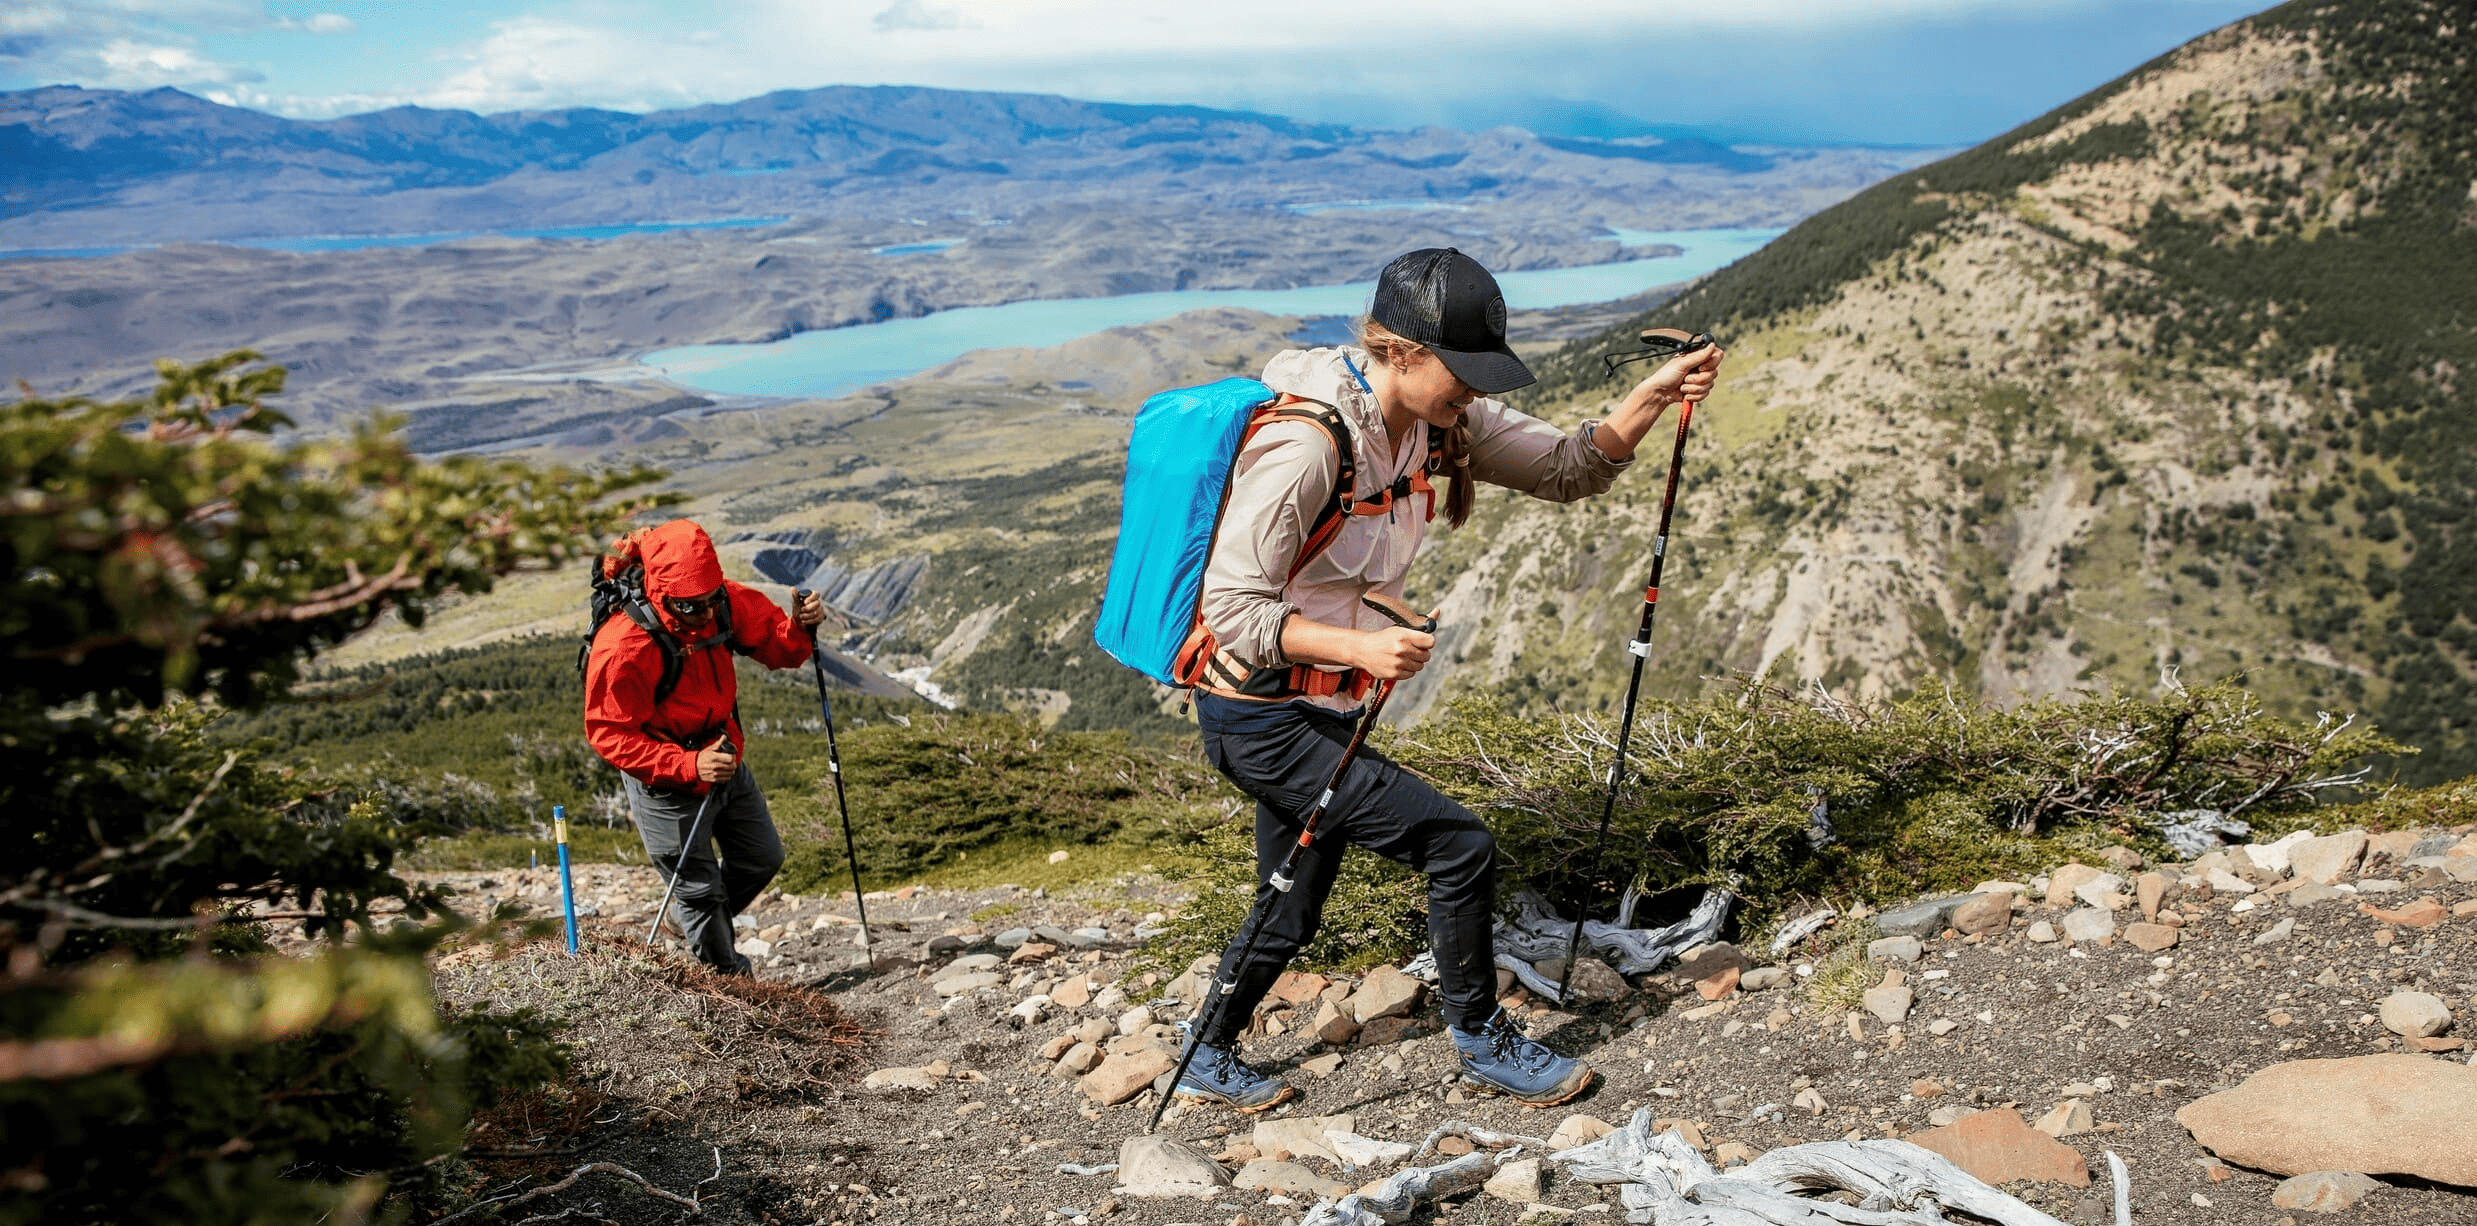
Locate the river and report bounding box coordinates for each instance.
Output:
[641,227,1781,399]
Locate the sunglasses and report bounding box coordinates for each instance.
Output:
[665,593,724,617]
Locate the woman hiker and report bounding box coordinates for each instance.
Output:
[584,518,827,974]
[1174,248,1724,1112]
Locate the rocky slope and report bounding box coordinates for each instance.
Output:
[424,817,2477,1224]
[1418,0,2476,779]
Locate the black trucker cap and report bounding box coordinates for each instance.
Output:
[1369,247,1536,395]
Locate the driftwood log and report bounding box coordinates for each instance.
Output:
[1403,889,1733,1001]
[1301,1109,2084,1226]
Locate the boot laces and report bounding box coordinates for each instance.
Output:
[1205,1043,1255,1088]
[1487,1015,1554,1074]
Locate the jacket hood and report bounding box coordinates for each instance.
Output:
[1260,346,1388,481]
[638,519,726,636]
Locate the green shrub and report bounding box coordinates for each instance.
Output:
[1156,676,2406,971]
[775,711,1241,893]
[0,355,644,1223]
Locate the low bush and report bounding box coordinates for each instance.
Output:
[1151,676,2407,973]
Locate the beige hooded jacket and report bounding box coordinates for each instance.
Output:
[1197,346,1633,710]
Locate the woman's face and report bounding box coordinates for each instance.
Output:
[1391,348,1478,428]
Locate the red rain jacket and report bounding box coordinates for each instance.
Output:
[582,520,813,793]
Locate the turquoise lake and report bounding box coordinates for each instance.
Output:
[644,227,1782,399]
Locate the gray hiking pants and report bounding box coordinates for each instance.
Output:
[626,764,784,972]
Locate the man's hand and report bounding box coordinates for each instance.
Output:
[696,741,738,784]
[1357,625,1435,681]
[792,589,828,631]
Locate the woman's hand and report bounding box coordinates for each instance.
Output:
[1624,341,1726,415]
[1356,625,1435,680]
[1596,342,1728,460]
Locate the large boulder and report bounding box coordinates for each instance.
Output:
[2176,1055,2477,1185]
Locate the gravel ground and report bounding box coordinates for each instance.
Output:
[421,829,2477,1226]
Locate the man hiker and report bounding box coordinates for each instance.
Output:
[584,518,827,973]
[1172,248,1724,1112]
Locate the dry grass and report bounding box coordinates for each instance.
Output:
[432,932,871,1112]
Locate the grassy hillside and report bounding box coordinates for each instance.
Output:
[1435,0,2475,781]
[227,636,1239,879]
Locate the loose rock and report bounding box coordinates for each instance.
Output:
[2035,1099,2093,1138]
[1484,1157,1543,1203]
[1866,935,1925,963]
[1533,956,1627,1003]
[1907,1106,2089,1187]
[2026,921,2058,943]
[1874,894,1974,939]
[1349,966,1426,1023]
[2046,865,2108,907]
[1081,1050,1174,1105]
[1951,892,2012,935]
[1233,1159,1348,1199]
[2060,908,2116,944]
[2288,831,2367,885]
[1254,1114,1351,1165]
[1311,999,1361,1045]
[1114,1136,1230,1198]
[2136,871,2174,921]
[2378,991,2452,1038]
[1326,1131,1413,1168]
[1547,1113,1615,1150]
[2272,1171,2382,1213]
[2124,922,2180,952]
[2360,897,2448,928]
[1863,984,1915,1026]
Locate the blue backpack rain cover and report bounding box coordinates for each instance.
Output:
[1094,378,1275,685]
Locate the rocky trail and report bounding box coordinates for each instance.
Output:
[421,826,2477,1225]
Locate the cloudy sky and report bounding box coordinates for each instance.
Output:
[7,0,2273,145]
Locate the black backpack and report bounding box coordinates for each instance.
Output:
[578,561,752,704]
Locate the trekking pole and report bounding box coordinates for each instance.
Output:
[1147,592,1435,1135]
[644,737,735,950]
[798,588,873,960]
[1553,329,1716,1008]
[554,804,580,955]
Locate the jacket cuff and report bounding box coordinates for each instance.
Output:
[1230,599,1304,668]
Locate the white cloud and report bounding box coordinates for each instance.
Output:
[12,0,2271,144]
[92,37,261,87]
[872,0,973,32]
[271,14,359,35]
[0,0,346,93]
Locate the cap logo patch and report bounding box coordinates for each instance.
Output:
[1486,295,1506,335]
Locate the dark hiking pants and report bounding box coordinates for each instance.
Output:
[1193,692,1498,1046]
[626,764,784,972]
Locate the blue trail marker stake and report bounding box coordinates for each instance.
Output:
[554,804,580,955]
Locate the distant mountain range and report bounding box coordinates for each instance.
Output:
[0,84,1918,250]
